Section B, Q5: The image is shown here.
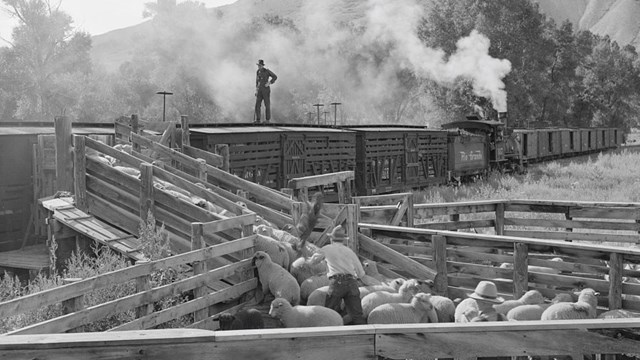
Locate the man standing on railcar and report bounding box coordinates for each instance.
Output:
[254,59,277,124]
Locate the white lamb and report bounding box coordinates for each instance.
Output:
[367,292,439,324]
[541,288,599,320]
[300,274,330,303]
[506,292,574,321]
[493,289,545,315]
[253,251,300,305]
[361,279,431,318]
[597,309,640,319]
[255,234,291,270]
[362,259,388,284]
[269,298,343,327]
[429,295,456,322]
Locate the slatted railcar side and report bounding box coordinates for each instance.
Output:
[189,124,356,195]
[346,126,448,196]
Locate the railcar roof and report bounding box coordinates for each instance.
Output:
[0,125,114,136]
[189,123,353,134]
[441,120,504,130]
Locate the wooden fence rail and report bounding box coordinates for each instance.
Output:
[0,237,256,335]
[360,198,640,244]
[359,222,640,311]
[1,319,639,360]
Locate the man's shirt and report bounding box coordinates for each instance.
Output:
[256,67,277,88]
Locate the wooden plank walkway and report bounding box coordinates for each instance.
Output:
[0,244,50,270]
[41,198,147,262]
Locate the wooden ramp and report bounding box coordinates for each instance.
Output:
[0,244,50,270]
[41,198,147,262]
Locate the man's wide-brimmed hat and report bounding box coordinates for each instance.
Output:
[257,59,265,66]
[327,225,349,242]
[467,281,504,303]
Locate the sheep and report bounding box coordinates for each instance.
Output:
[367,292,439,324]
[362,259,389,284]
[293,192,326,241]
[358,282,404,298]
[255,234,291,270]
[541,288,599,320]
[252,251,300,305]
[306,285,331,306]
[269,297,343,327]
[361,279,432,318]
[597,309,640,319]
[300,274,330,303]
[217,308,265,330]
[506,292,574,321]
[429,295,456,322]
[455,297,479,323]
[493,289,545,315]
[289,256,328,285]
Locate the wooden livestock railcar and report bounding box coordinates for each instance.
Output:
[189,124,356,192]
[0,122,113,252]
[344,126,448,195]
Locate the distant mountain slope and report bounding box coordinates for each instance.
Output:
[91,0,640,72]
[534,0,640,48]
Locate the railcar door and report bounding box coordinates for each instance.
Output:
[404,133,420,186]
[281,134,306,189]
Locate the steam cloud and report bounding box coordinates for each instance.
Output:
[197,0,512,123]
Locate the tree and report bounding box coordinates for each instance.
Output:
[1,0,92,120]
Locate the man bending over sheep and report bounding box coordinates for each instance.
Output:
[310,225,366,325]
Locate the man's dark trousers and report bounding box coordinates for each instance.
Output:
[255,86,271,122]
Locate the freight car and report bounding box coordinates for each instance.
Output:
[0,122,114,252]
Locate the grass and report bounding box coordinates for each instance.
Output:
[0,213,192,334]
[417,149,640,204]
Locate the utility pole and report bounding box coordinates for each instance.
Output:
[313,103,324,125]
[156,91,174,122]
[323,111,330,125]
[330,102,342,126]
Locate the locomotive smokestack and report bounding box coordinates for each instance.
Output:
[498,111,508,128]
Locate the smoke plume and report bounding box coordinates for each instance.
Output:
[181,0,512,123]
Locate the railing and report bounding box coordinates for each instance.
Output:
[359,198,640,244]
[0,237,256,335]
[286,170,354,204]
[359,223,640,311]
[1,320,639,359]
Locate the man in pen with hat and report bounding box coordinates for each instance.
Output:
[309,225,367,325]
[254,59,277,124]
[468,280,507,322]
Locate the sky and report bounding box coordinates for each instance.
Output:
[0,0,238,43]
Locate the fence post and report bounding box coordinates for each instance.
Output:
[191,222,209,322]
[449,213,460,232]
[513,242,529,299]
[196,158,207,182]
[55,116,73,193]
[139,163,154,222]
[181,115,190,149]
[73,135,88,212]
[215,144,230,172]
[494,202,504,235]
[62,277,84,332]
[406,194,414,227]
[131,114,140,154]
[135,260,153,318]
[345,204,359,253]
[432,235,448,296]
[608,252,623,310]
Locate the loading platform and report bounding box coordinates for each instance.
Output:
[41,197,147,262]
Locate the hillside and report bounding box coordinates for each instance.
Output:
[534,0,640,48]
[91,0,640,73]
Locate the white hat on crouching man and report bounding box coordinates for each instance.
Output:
[467,281,504,304]
[327,225,349,242]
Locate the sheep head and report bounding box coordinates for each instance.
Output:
[269,298,292,319]
[218,313,236,330]
[252,251,272,268]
